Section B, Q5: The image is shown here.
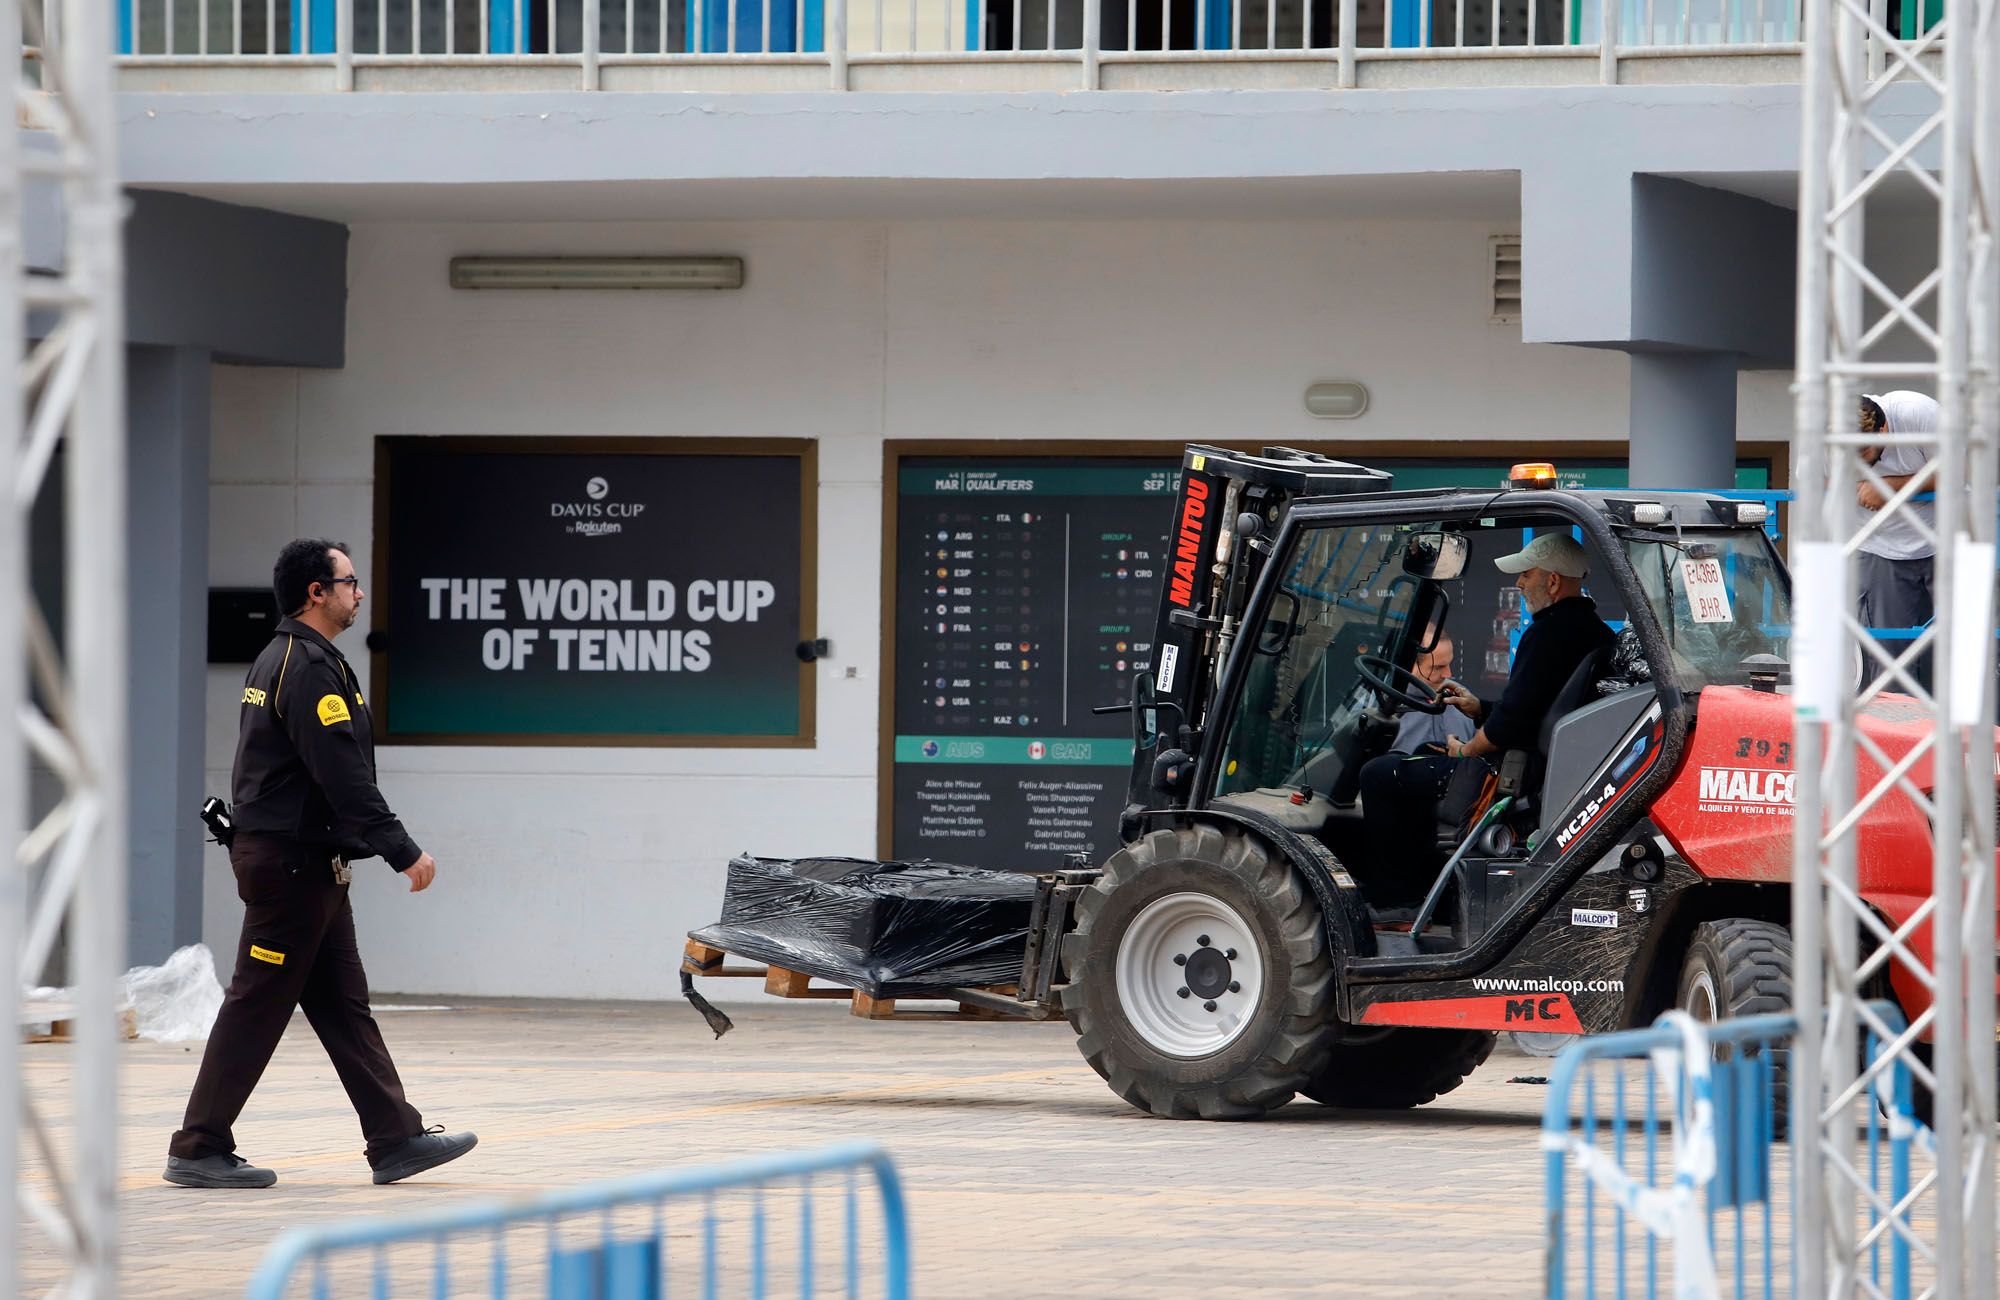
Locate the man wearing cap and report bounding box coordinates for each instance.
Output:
[1360,532,1613,897]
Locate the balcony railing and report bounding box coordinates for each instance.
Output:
[94,0,1942,89]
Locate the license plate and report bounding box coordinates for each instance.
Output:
[1680,557,1734,625]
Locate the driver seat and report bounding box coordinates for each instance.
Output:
[1511,646,1612,826]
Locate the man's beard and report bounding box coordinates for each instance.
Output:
[337,604,359,629]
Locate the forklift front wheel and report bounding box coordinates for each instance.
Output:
[1061,824,1336,1120]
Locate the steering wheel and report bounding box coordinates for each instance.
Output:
[1354,654,1445,715]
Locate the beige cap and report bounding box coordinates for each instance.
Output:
[1494,532,1588,578]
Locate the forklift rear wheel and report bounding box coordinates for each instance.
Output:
[1677,919,1792,1026]
[1061,825,1335,1120]
[1301,1027,1496,1109]
[1677,918,1792,1132]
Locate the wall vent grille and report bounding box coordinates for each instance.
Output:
[1490,235,1522,324]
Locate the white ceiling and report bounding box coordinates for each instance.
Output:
[1662,169,1941,216]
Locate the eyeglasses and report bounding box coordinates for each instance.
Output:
[325,577,361,591]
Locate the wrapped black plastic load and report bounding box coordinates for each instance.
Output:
[689,855,1040,998]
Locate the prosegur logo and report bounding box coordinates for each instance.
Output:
[553,474,645,536]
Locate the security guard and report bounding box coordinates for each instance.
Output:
[166,538,477,1188]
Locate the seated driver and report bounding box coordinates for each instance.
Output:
[1360,533,1614,902]
[1387,633,1475,757]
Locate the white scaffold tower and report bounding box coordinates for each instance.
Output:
[4,0,130,1290]
[1792,0,1999,1291]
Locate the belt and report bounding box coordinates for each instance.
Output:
[233,833,352,883]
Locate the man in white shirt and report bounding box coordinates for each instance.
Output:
[1857,391,1939,681]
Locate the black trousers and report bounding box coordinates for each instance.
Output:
[1858,551,1935,690]
[1357,752,1462,907]
[170,834,422,1161]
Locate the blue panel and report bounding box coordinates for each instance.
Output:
[1202,0,1230,49]
[288,0,335,52]
[550,1238,662,1300]
[1708,1055,1771,1210]
[488,0,517,52]
[549,1247,597,1300]
[118,0,133,54]
[1387,0,1423,45]
[699,0,819,52]
[606,1239,662,1299]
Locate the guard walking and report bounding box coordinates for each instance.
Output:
[166,538,476,1189]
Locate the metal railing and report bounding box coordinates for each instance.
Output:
[1543,1004,1929,1300]
[243,1142,912,1300]
[100,0,1876,88]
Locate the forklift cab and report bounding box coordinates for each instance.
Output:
[1152,460,1793,958]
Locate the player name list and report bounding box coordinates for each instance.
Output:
[890,459,1178,871]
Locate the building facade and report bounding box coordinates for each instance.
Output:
[71,0,1941,997]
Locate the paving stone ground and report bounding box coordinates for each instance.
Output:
[20,999,1565,1298]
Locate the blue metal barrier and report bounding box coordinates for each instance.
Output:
[1543,1004,1923,1300]
[244,1142,911,1300]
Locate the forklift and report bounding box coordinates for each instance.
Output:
[690,444,1966,1120]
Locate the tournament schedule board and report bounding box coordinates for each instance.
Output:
[886,454,1181,870]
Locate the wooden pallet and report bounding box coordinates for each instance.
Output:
[683,939,1021,1022]
[20,1001,138,1044]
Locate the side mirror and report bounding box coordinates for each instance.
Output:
[1402,532,1469,582]
[1257,591,1301,656]
[1132,669,1159,747]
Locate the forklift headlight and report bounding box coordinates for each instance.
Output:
[1631,503,1669,525]
[1706,498,1771,526]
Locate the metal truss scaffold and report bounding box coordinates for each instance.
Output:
[5,0,130,1292]
[1792,0,1999,1292]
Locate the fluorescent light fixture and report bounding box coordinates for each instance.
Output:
[448,256,745,290]
[1303,380,1370,419]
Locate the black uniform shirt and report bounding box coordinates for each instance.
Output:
[230,617,422,871]
[1479,595,1617,752]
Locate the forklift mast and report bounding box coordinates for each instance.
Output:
[1126,445,1392,814]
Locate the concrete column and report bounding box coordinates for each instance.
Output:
[1627,350,1740,490]
[125,344,211,965]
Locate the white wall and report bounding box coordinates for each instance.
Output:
[205,215,1777,999]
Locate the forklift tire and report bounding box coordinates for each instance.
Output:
[1301,1028,1497,1109]
[1677,918,1792,1132]
[1677,919,1792,1025]
[1061,824,1336,1120]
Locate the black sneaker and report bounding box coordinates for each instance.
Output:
[369,1125,478,1185]
[163,1153,277,1189]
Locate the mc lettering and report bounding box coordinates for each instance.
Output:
[1504,997,1537,1023]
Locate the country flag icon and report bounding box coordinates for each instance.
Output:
[922,740,941,757]
[1028,741,1046,760]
